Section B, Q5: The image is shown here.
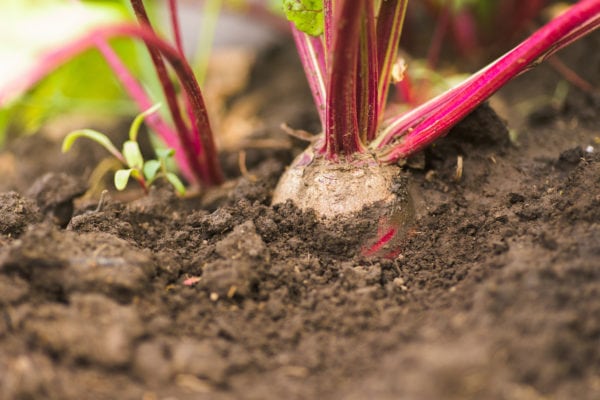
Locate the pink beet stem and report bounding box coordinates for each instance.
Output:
[129,0,198,169]
[377,0,600,162]
[356,1,379,143]
[165,0,203,156]
[323,0,365,158]
[168,0,185,55]
[362,227,397,257]
[291,28,327,126]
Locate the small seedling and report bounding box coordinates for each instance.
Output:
[62,103,185,195]
[0,0,223,188]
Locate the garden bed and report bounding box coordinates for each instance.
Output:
[0,34,599,400]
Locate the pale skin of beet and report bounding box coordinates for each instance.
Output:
[272,145,415,257]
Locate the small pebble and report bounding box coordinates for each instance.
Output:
[393,277,405,287]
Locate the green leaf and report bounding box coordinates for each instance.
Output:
[0,108,9,146]
[0,0,128,105]
[129,103,161,141]
[165,172,186,196]
[452,0,480,12]
[432,0,481,14]
[114,168,133,190]
[143,159,161,181]
[62,129,122,160]
[283,0,324,36]
[155,147,175,161]
[122,140,144,169]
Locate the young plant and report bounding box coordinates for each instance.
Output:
[0,1,137,144]
[275,0,600,256]
[62,104,185,195]
[0,0,223,189]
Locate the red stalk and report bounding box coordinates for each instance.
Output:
[168,0,185,55]
[166,0,204,156]
[356,1,378,142]
[129,0,223,185]
[291,1,409,157]
[323,0,365,158]
[129,0,192,164]
[426,2,450,68]
[291,29,327,126]
[323,0,334,57]
[377,0,600,162]
[93,38,195,182]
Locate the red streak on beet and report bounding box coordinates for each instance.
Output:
[362,226,397,257]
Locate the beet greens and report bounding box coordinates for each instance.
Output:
[286,0,600,163]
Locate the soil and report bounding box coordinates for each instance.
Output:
[1,33,599,400]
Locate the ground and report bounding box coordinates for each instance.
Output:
[0,32,599,400]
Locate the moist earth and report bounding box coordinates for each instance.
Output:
[0,35,599,400]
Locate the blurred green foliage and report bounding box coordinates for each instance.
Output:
[0,0,159,147]
[282,0,323,36]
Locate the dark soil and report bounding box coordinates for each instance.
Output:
[1,34,599,400]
